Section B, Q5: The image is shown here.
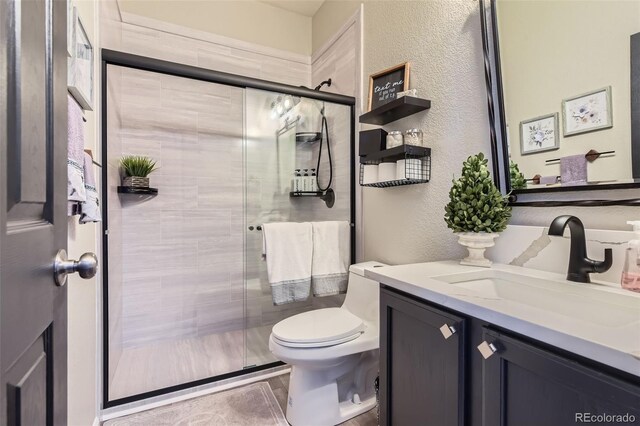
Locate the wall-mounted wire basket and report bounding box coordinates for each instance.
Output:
[359,145,431,188]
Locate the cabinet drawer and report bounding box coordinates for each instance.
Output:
[480,329,640,426]
[380,288,466,426]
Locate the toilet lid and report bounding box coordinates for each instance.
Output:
[272,308,365,346]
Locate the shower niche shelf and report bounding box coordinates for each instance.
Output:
[359,96,431,125]
[360,144,431,188]
[117,186,158,196]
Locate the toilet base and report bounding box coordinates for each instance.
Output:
[285,350,379,426]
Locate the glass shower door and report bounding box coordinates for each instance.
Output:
[243,89,352,369]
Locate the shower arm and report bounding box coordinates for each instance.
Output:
[314,78,332,91]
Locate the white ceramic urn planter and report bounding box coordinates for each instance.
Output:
[457,232,499,267]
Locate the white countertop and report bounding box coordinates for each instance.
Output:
[366,261,640,378]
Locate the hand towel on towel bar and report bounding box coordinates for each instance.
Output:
[68,94,86,215]
[262,222,313,305]
[560,154,587,185]
[79,152,102,223]
[311,221,350,297]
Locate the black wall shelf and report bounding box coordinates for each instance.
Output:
[359,96,431,125]
[117,186,158,196]
[360,144,431,188]
[360,144,431,164]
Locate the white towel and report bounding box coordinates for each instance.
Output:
[68,94,86,215]
[262,222,313,305]
[79,152,101,223]
[311,221,350,297]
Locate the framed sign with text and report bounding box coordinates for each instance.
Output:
[367,62,410,111]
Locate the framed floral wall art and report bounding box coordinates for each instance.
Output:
[519,113,559,155]
[562,86,612,136]
[68,7,93,111]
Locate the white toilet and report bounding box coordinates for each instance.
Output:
[269,261,386,426]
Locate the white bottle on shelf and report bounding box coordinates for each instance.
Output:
[293,169,302,192]
[310,169,318,192]
[302,170,310,192]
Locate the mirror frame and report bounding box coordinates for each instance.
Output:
[479,0,640,207]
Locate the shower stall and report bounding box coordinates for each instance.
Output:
[101,51,355,406]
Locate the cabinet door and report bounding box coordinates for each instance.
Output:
[380,288,466,426]
[480,329,640,426]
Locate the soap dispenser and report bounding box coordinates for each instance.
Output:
[621,221,640,292]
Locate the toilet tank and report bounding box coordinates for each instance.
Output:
[342,261,387,325]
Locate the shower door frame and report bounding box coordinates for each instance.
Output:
[100,49,357,408]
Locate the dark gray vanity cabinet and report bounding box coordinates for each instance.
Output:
[380,286,640,426]
[380,288,466,426]
[482,329,640,426]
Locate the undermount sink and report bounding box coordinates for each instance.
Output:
[433,269,640,328]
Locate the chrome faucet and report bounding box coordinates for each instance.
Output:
[548,215,612,283]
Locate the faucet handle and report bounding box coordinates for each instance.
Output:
[592,248,613,274]
[589,249,613,274]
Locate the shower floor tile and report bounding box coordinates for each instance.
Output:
[109,325,275,401]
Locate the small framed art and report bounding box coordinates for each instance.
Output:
[519,113,559,155]
[68,7,94,111]
[562,86,612,136]
[367,62,410,111]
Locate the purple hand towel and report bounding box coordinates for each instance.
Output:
[560,154,587,185]
[539,175,558,185]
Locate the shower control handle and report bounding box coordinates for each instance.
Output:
[54,249,98,286]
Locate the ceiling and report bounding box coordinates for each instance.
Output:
[261,0,325,17]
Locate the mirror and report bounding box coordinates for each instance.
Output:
[481,0,640,198]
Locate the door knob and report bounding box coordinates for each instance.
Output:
[54,249,98,286]
[477,341,498,359]
[439,324,457,339]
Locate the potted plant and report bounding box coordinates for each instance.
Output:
[444,153,511,267]
[120,155,158,188]
[509,160,527,190]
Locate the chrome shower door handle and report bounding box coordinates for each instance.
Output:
[54,249,98,286]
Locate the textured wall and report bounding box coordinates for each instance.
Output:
[361,0,491,264]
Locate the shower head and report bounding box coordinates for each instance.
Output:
[295,132,322,143]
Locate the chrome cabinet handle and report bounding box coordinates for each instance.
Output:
[439,324,457,339]
[477,341,498,359]
[54,249,98,286]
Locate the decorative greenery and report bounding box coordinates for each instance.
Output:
[120,155,158,177]
[444,153,511,233]
[509,160,527,190]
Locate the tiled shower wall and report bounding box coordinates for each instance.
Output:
[107,66,245,347]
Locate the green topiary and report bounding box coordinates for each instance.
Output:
[444,153,511,233]
[509,160,527,190]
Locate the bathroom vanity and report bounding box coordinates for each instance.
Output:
[367,262,640,426]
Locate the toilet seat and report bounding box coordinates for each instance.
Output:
[272,307,365,348]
